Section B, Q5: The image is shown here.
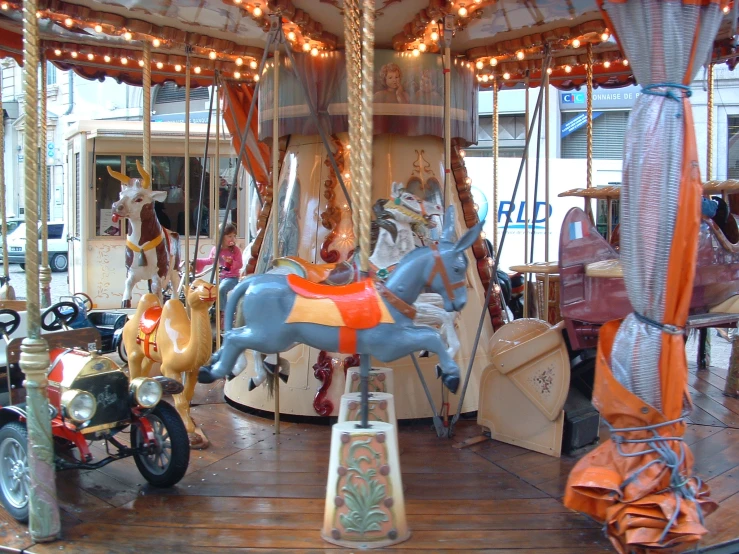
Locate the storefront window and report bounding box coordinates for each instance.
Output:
[728,116,739,180]
[95,155,123,236]
[217,157,240,237]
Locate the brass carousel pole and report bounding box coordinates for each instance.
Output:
[345,0,360,244]
[184,50,191,289]
[214,77,221,350]
[39,57,51,307]
[0,66,14,300]
[493,76,499,255]
[21,0,61,540]
[272,48,281,434]
[443,25,452,207]
[143,42,152,174]
[543,54,551,318]
[585,44,594,223]
[358,0,375,429]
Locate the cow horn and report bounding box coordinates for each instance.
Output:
[136,159,152,189]
[107,166,130,185]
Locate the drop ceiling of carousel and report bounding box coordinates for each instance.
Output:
[0,0,737,89]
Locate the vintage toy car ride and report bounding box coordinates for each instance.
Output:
[0,307,190,522]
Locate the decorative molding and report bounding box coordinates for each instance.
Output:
[313,350,335,416]
[319,136,346,263]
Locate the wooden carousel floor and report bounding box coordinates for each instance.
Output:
[1,361,738,554]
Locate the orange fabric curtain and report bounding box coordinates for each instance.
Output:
[220,81,271,188]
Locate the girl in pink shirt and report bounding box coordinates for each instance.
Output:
[195,223,243,311]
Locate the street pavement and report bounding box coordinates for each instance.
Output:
[3,263,70,303]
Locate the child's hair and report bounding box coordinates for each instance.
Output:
[223,223,237,236]
[379,63,402,87]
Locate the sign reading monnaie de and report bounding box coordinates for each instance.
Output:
[559,84,642,111]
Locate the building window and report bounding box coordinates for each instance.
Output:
[46,61,57,86]
[217,157,241,237]
[728,116,739,180]
[561,110,629,159]
[94,155,122,236]
[468,114,527,157]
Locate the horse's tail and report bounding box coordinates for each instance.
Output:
[225,276,253,331]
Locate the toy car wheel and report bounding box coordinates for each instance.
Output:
[131,402,189,487]
[0,422,30,522]
[117,339,128,363]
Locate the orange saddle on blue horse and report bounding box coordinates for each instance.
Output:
[285,275,394,352]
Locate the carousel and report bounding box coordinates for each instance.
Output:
[0,0,738,553]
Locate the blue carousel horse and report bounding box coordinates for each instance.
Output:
[198,207,482,394]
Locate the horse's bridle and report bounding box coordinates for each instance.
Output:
[427,242,466,299]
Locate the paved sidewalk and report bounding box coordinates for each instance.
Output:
[2,263,70,303]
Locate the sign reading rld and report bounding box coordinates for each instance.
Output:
[497,200,552,229]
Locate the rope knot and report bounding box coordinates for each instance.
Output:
[642,83,692,117]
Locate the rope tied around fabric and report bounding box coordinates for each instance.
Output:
[633,310,684,335]
[642,83,692,117]
[606,416,707,545]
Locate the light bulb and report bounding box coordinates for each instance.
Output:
[253,6,262,17]
[303,43,311,52]
[153,38,161,47]
[104,55,111,62]
[458,6,467,16]
[465,176,472,185]
[121,57,128,64]
[35,10,41,18]
[412,48,420,57]
[0,3,8,10]
[476,60,483,69]
[70,51,78,58]
[249,60,257,69]
[419,43,427,52]
[482,74,489,82]
[431,31,439,41]
[234,71,241,79]
[480,231,486,240]
[601,32,609,42]
[516,50,524,60]
[94,24,102,32]
[138,60,144,67]
[64,18,74,27]
[194,66,201,74]
[346,144,351,150]
[124,31,132,40]
[235,0,242,3]
[87,53,94,60]
[724,5,730,13]
[175,64,182,71]
[474,0,481,3]
[311,47,319,57]
[156,61,163,69]
[572,38,581,48]
[474,204,479,211]
[546,67,553,75]
[487,257,494,267]
[253,74,260,81]
[459,149,466,158]
[503,72,510,80]
[476,74,482,82]
[344,173,350,179]
[54,49,62,56]
[603,60,611,68]
[209,51,217,60]
[490,58,497,66]
[287,31,296,41]
[623,59,629,66]
[564,65,572,73]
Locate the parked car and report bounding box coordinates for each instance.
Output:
[1,222,68,272]
[2,217,23,236]
[0,306,190,522]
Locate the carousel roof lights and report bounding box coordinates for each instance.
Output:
[94,24,103,32]
[303,43,311,52]
[235,57,244,66]
[431,30,439,41]
[516,50,525,60]
[175,64,182,71]
[623,59,629,66]
[459,149,466,158]
[124,31,133,40]
[253,6,263,17]
[138,59,145,66]
[194,66,202,74]
[0,2,7,10]
[70,51,78,58]
[287,31,296,41]
[104,55,110,62]
[572,39,581,48]
[724,4,730,12]
[412,48,420,57]
[156,61,164,69]
[87,53,94,60]
[235,0,242,3]
[64,17,73,27]
[121,57,128,64]
[476,60,483,69]
[546,66,553,74]
[601,32,610,41]
[603,60,611,68]
[35,10,41,18]
[54,48,61,56]
[503,71,510,79]
[209,51,217,60]
[458,5,468,17]
[234,71,241,79]
[152,38,161,47]
[249,60,257,69]
[564,65,572,73]
[419,43,427,52]
[490,57,498,66]
[311,47,319,56]
[253,74,260,81]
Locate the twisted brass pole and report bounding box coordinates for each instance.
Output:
[22,0,60,541]
[585,44,594,220]
[0,66,12,297]
[214,77,221,350]
[493,77,500,256]
[143,42,152,173]
[444,47,451,207]
[184,52,191,289]
[39,57,51,307]
[344,0,361,245]
[702,63,714,371]
[358,0,375,429]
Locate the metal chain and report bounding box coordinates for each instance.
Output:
[344,0,361,247]
[358,0,375,274]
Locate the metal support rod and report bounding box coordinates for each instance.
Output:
[193,76,216,265]
[522,76,529,317]
[544,56,551,322]
[410,353,445,437]
[21,0,60,540]
[358,0,375,429]
[209,29,277,285]
[0,66,11,297]
[444,46,452,207]
[184,52,191,289]
[39,57,51,308]
[528,77,544,266]
[215,77,222,350]
[450,73,547,435]
[281,38,351,212]
[272,50,281,435]
[493,76,500,257]
[143,42,152,173]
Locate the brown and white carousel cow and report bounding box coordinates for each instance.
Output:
[108,161,181,308]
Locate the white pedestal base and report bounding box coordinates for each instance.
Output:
[344,367,394,395]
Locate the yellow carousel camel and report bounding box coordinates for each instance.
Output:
[123,278,217,448]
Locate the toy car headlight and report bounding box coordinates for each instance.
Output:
[61,390,97,423]
[130,377,162,409]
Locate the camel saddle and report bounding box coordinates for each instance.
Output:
[276,256,356,286]
[139,306,162,335]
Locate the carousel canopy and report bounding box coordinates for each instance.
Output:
[0,0,737,89]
